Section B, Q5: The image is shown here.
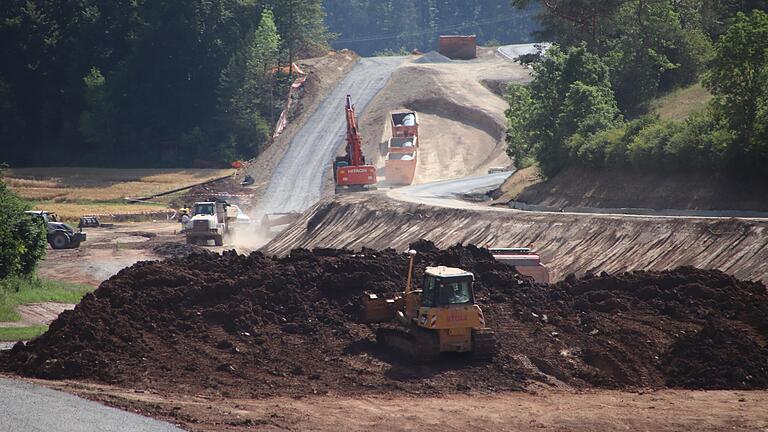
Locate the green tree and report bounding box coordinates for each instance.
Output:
[704,10,768,169]
[513,0,713,114]
[506,45,621,176]
[220,8,282,159]
[0,169,47,279]
[79,67,115,160]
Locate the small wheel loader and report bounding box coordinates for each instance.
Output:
[359,250,497,362]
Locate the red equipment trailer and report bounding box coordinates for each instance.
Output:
[333,95,377,192]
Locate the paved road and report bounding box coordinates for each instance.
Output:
[497,43,551,61]
[0,378,183,432]
[388,172,512,211]
[259,56,404,214]
[388,172,768,221]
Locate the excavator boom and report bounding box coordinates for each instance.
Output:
[334,95,377,190]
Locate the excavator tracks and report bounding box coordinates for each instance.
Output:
[376,326,440,363]
[472,328,498,360]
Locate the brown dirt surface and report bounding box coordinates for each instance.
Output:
[3,242,767,399]
[17,379,768,432]
[355,48,524,187]
[510,166,768,211]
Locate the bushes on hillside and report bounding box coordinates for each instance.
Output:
[506,10,768,179]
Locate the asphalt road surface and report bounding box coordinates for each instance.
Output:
[259,56,404,214]
[0,378,183,432]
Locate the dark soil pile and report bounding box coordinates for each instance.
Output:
[2,241,767,397]
[151,241,205,259]
[661,320,768,389]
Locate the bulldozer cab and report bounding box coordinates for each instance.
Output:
[420,267,475,308]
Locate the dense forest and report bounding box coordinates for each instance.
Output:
[506,0,768,179]
[0,0,541,168]
[1,0,329,167]
[324,0,539,56]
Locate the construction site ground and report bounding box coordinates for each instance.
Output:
[3,243,768,431]
[4,46,768,431]
[10,379,768,432]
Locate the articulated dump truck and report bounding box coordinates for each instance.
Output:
[386,136,417,185]
[386,112,419,185]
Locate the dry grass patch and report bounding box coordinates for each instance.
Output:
[652,83,713,121]
[34,202,168,222]
[7,167,234,202]
[493,165,544,202]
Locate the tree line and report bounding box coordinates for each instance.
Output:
[1,0,329,167]
[324,0,539,56]
[506,1,768,179]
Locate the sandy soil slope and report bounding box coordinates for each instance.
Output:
[356,48,524,186]
[264,193,768,283]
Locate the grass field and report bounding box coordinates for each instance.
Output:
[0,276,93,322]
[0,325,48,341]
[6,167,234,201]
[651,83,713,121]
[6,167,234,221]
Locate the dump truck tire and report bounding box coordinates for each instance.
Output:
[214,235,223,246]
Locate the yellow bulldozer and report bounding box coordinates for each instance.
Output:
[359,250,497,362]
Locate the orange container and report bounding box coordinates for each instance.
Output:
[385,151,417,185]
[391,112,418,139]
[388,136,417,153]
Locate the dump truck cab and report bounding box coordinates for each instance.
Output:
[186,201,229,245]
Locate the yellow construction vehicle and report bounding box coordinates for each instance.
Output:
[359,250,497,362]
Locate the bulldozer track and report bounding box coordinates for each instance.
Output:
[472,328,498,360]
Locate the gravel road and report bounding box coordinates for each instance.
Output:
[0,378,183,432]
[259,56,404,214]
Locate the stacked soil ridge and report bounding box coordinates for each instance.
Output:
[3,241,767,396]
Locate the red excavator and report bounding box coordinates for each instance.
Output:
[333,94,377,193]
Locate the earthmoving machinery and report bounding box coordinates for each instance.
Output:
[333,94,377,193]
[359,251,497,362]
[185,201,231,246]
[25,211,86,249]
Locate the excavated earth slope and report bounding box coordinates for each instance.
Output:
[265,194,768,283]
[3,242,767,397]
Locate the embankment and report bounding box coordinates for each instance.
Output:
[264,194,768,283]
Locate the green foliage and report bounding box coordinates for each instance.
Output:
[506,8,768,179]
[704,10,768,171]
[0,0,331,167]
[0,275,93,322]
[325,1,539,56]
[0,170,47,279]
[513,0,715,114]
[505,45,621,176]
[0,325,48,341]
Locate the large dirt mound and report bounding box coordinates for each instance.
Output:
[3,242,767,397]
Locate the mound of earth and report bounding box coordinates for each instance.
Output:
[151,241,205,259]
[662,320,768,389]
[413,51,452,64]
[2,242,767,397]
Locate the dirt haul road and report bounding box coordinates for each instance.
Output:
[258,56,404,214]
